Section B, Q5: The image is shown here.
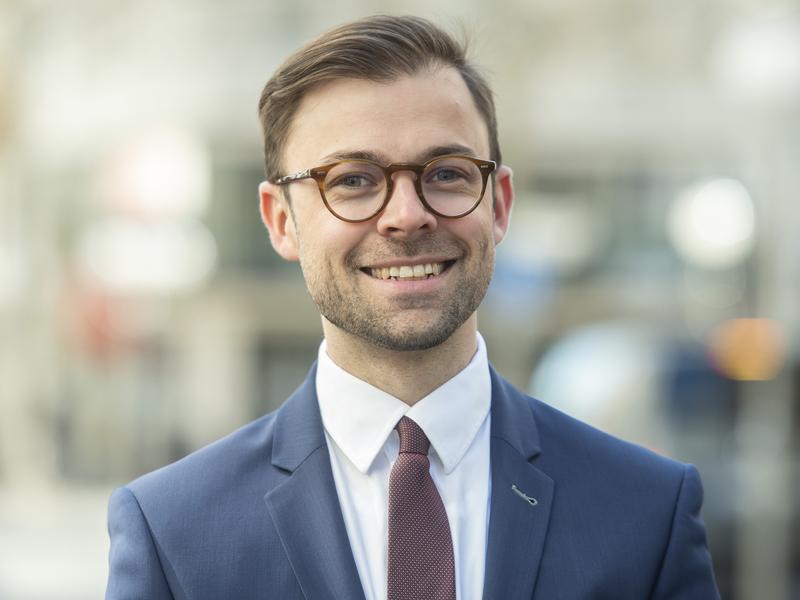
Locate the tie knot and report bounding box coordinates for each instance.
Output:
[395,416,430,455]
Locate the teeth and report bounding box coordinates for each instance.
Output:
[368,262,447,280]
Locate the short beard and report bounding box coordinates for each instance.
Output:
[319,269,488,352]
[301,237,493,352]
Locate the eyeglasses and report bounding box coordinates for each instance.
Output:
[273,155,497,222]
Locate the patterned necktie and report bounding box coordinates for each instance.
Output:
[387,416,456,600]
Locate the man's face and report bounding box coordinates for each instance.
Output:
[262,66,512,351]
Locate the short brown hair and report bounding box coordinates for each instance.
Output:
[257,15,501,183]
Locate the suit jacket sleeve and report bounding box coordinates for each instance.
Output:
[650,464,720,599]
[106,486,174,600]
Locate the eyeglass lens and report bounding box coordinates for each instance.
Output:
[322,157,485,220]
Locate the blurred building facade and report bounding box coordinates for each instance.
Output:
[1,0,798,598]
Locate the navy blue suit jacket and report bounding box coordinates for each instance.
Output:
[106,364,719,599]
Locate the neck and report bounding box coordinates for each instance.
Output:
[322,316,479,405]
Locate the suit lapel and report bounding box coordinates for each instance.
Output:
[263,364,554,600]
[483,367,554,600]
[264,365,366,600]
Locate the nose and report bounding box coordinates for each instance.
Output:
[375,172,438,239]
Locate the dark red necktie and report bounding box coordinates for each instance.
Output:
[387,416,456,600]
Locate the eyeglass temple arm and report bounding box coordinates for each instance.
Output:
[274,169,312,185]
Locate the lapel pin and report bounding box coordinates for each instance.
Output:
[511,484,538,506]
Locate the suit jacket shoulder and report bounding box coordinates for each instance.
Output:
[527,387,687,489]
[128,409,281,504]
[106,365,356,600]
[484,367,719,599]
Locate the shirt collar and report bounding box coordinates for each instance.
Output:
[316,333,491,475]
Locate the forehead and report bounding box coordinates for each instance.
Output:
[283,67,490,168]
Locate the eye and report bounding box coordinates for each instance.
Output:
[325,162,383,192]
[426,167,468,184]
[332,173,374,188]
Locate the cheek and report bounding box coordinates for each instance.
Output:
[451,210,495,243]
[295,215,364,268]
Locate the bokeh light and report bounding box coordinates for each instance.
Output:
[94,128,211,219]
[708,318,786,382]
[76,217,218,294]
[667,178,756,269]
[712,15,800,103]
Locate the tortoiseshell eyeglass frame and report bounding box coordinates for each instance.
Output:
[272,154,497,223]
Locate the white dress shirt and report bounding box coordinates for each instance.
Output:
[316,333,492,600]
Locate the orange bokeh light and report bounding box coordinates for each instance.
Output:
[708,318,786,381]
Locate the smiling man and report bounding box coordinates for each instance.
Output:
[106,15,719,600]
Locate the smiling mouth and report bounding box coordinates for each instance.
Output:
[362,261,455,281]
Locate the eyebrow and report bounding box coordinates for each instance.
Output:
[319,144,478,165]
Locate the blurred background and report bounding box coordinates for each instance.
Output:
[1,0,798,598]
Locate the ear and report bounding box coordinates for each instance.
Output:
[491,165,514,245]
[259,181,299,261]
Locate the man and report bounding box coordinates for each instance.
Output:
[106,15,719,599]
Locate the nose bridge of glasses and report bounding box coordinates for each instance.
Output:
[386,163,423,188]
[383,163,423,203]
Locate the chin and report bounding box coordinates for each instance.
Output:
[326,311,465,353]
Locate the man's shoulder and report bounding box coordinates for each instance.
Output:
[495,373,688,487]
[123,365,321,507]
[490,374,717,598]
[105,404,315,597]
[125,410,282,504]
